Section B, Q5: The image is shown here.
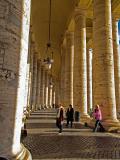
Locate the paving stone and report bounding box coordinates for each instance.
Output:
[23,109,120,159]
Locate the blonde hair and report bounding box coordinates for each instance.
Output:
[95,104,100,109]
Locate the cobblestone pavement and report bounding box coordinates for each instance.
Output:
[22,109,120,160]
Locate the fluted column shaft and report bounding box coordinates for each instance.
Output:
[93,0,118,124]
[31,52,38,110]
[36,60,41,109]
[64,31,74,106]
[74,9,89,119]
[0,0,32,159]
[87,48,93,112]
[112,18,120,114]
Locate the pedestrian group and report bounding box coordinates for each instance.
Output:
[56,103,105,134]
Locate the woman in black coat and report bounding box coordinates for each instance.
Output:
[66,104,74,128]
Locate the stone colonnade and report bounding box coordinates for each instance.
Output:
[28,53,57,110]
[60,0,120,125]
[0,0,57,159]
[112,17,120,114]
[87,48,92,113]
[64,31,74,107]
[60,44,66,106]
[93,0,119,126]
[0,0,120,159]
[74,9,89,121]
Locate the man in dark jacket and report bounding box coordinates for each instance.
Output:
[66,104,74,128]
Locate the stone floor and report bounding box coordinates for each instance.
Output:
[22,109,120,160]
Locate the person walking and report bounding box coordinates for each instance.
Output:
[93,104,105,132]
[56,104,65,134]
[66,104,74,128]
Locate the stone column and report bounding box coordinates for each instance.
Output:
[52,84,56,108]
[87,48,93,113]
[0,0,32,159]
[44,70,49,108]
[49,76,53,108]
[64,31,74,107]
[26,39,31,113]
[74,8,89,121]
[24,43,31,112]
[60,44,66,106]
[40,66,45,108]
[24,62,30,110]
[112,17,120,115]
[36,60,41,110]
[55,80,60,106]
[29,41,34,111]
[31,52,38,110]
[93,0,119,126]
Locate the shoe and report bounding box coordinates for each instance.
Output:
[58,132,62,135]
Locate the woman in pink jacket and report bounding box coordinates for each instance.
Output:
[93,104,105,132]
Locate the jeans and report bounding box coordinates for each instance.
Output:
[59,123,63,133]
[93,120,105,132]
[66,119,73,128]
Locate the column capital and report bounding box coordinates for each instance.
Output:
[74,7,86,21]
[65,30,74,36]
[74,8,86,27]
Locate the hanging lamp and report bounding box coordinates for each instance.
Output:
[43,0,54,69]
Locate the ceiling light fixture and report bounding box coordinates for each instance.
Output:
[43,0,54,69]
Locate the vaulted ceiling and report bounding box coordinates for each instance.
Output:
[30,0,120,79]
[31,0,80,78]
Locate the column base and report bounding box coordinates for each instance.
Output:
[88,118,120,132]
[80,113,91,123]
[15,143,32,160]
[102,119,120,132]
[32,105,36,111]
[49,105,52,108]
[45,105,49,109]
[38,105,42,110]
